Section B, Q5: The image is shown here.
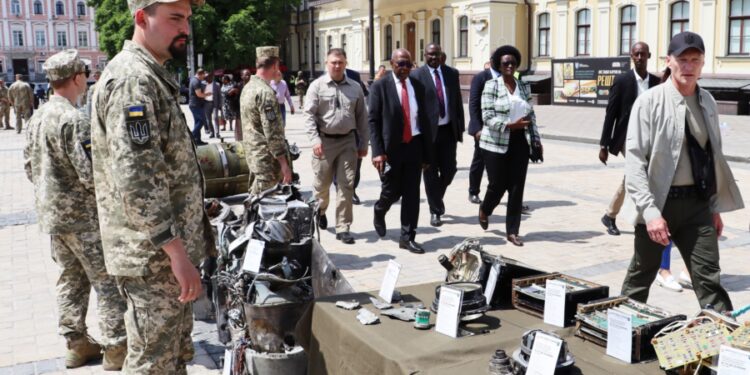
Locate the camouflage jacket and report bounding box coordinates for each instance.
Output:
[91,40,214,277]
[0,84,9,106]
[240,75,286,162]
[24,95,97,234]
[9,81,33,108]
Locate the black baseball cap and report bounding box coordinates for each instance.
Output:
[668,31,705,56]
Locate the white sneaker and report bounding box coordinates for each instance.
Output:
[678,271,693,288]
[656,273,683,292]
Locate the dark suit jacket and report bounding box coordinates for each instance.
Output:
[410,65,465,143]
[468,69,495,136]
[368,73,433,164]
[346,68,369,97]
[600,70,660,155]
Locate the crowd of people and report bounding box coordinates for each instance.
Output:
[10,0,748,371]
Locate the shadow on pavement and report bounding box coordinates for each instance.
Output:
[328,252,396,270]
[522,230,603,243]
[421,235,508,251]
[720,274,750,292]
[523,199,577,210]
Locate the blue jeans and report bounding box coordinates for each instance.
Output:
[279,104,286,128]
[660,241,672,269]
[189,105,206,142]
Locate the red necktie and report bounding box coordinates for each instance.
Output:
[401,79,412,143]
[434,69,446,118]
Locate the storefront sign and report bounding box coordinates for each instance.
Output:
[551,57,630,106]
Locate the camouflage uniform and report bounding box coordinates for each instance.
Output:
[0,83,10,129]
[23,49,127,349]
[241,75,287,194]
[8,79,33,133]
[91,38,214,374]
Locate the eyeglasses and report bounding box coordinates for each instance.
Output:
[395,60,413,69]
[501,61,517,67]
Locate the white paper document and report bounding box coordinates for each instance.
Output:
[435,285,463,338]
[527,331,563,375]
[718,345,750,375]
[508,94,532,123]
[222,349,233,375]
[543,280,566,327]
[241,239,265,273]
[378,260,402,303]
[484,262,500,305]
[606,308,633,363]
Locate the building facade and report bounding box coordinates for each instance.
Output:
[288,0,750,80]
[0,0,106,83]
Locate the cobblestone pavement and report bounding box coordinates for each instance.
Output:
[1,102,748,374]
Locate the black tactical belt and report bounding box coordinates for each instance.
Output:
[321,130,353,139]
[668,185,698,199]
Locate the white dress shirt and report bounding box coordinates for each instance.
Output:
[429,66,450,125]
[634,68,649,96]
[392,72,420,137]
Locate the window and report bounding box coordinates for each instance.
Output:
[34,0,43,14]
[55,1,64,15]
[458,16,469,57]
[670,1,689,37]
[11,0,21,15]
[576,9,592,56]
[620,6,636,55]
[0,60,4,73]
[35,30,46,47]
[341,34,346,53]
[729,0,750,55]
[385,25,393,57]
[57,31,67,47]
[431,19,441,45]
[365,28,371,60]
[315,37,320,63]
[37,61,45,74]
[78,31,88,47]
[77,2,86,16]
[327,35,333,53]
[538,13,550,56]
[13,31,24,47]
[303,37,308,64]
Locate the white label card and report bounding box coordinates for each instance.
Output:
[543,280,566,327]
[435,285,463,338]
[527,332,564,375]
[378,260,401,303]
[718,345,750,375]
[222,348,233,375]
[241,239,265,273]
[606,308,633,363]
[484,262,500,305]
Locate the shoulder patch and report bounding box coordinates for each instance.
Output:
[124,105,150,145]
[81,139,92,160]
[264,104,277,123]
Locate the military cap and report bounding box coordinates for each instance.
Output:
[256,46,280,60]
[128,0,205,14]
[43,49,87,81]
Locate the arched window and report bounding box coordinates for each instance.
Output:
[576,9,591,56]
[729,0,750,55]
[458,16,469,57]
[55,1,65,15]
[77,2,86,16]
[327,35,333,54]
[34,0,44,15]
[431,19,441,45]
[385,25,393,57]
[670,1,689,37]
[11,0,21,15]
[538,13,550,56]
[341,34,347,53]
[620,6,636,55]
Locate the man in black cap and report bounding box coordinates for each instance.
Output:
[620,31,744,312]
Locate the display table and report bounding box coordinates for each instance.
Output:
[306,282,665,374]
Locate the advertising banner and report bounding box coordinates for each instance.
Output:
[551,57,630,107]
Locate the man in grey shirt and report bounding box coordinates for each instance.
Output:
[620,32,744,312]
[304,48,368,244]
[188,68,210,145]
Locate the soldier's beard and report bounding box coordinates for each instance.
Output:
[169,34,189,62]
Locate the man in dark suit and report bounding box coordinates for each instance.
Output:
[369,49,433,254]
[599,41,659,235]
[410,44,464,227]
[467,58,498,204]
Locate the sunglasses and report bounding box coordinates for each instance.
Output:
[501,61,517,67]
[79,68,90,79]
[395,60,413,69]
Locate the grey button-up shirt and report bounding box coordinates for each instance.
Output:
[622,78,744,225]
[304,73,369,151]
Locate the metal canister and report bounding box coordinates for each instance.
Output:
[414,308,430,329]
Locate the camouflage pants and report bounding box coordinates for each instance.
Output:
[248,151,282,195]
[117,260,194,375]
[51,231,127,347]
[13,106,30,133]
[0,105,9,128]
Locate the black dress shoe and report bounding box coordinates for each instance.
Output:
[373,210,386,237]
[469,194,482,204]
[478,207,489,230]
[601,214,620,235]
[352,192,361,205]
[507,234,524,247]
[399,240,425,254]
[430,214,443,227]
[318,213,328,230]
[336,232,355,244]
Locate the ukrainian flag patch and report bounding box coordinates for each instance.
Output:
[126,105,145,118]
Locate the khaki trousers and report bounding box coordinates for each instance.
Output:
[312,133,357,233]
[606,176,626,218]
[0,105,9,128]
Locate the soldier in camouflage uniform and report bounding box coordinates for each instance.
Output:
[0,79,10,129]
[91,1,214,373]
[23,49,128,370]
[8,74,34,133]
[241,46,292,194]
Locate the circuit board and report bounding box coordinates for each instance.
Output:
[729,322,750,350]
[652,322,731,370]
